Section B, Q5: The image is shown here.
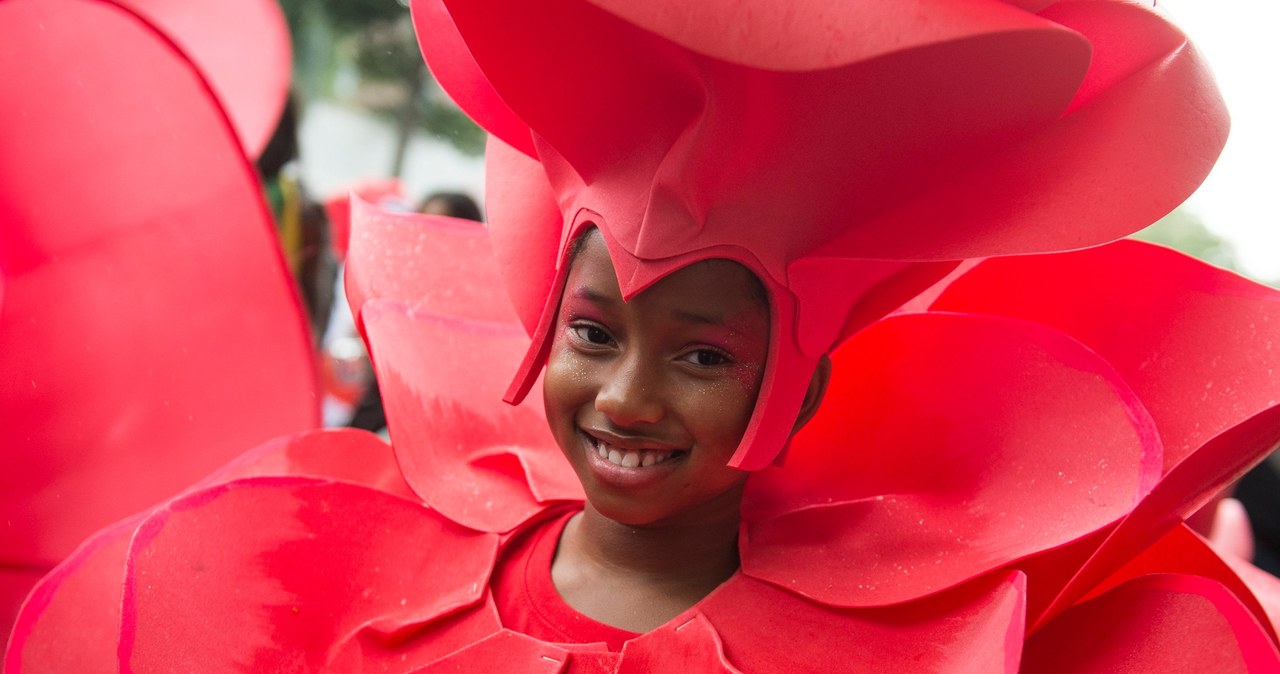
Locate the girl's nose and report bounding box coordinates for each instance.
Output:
[594,355,664,427]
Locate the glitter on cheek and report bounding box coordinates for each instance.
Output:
[564,354,591,384]
[730,361,765,391]
[547,337,592,386]
[686,369,761,425]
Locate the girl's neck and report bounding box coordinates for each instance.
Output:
[550,501,743,632]
[571,501,742,579]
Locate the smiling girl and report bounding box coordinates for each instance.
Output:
[497,228,821,639]
[10,0,1280,672]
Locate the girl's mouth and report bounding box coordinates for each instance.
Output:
[584,433,686,468]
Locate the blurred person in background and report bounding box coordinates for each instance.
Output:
[257,92,338,343]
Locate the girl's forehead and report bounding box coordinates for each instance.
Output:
[567,231,769,316]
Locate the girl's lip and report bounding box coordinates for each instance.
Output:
[580,430,685,489]
[579,426,681,453]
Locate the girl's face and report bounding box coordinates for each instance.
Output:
[543,230,770,527]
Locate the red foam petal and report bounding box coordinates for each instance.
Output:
[322,179,403,261]
[205,427,417,501]
[409,629,571,673]
[616,613,741,674]
[484,136,565,336]
[1037,405,1280,630]
[1022,573,1280,672]
[814,1,1226,259]
[1218,554,1280,638]
[345,197,520,331]
[4,514,140,674]
[701,571,1026,673]
[932,239,1280,471]
[5,428,410,670]
[589,0,1061,71]
[0,0,316,596]
[119,478,499,671]
[743,312,1160,606]
[412,0,535,157]
[1068,523,1278,642]
[363,300,580,533]
[345,197,579,531]
[111,0,291,156]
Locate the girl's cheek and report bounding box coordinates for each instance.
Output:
[550,345,591,385]
[731,361,765,392]
[685,375,759,427]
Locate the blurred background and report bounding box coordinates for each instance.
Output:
[1158,0,1279,285]
[279,0,484,209]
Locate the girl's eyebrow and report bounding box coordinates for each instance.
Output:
[569,286,617,305]
[672,309,728,327]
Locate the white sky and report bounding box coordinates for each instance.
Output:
[1159,1,1280,281]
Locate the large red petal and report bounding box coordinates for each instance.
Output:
[1022,573,1280,673]
[363,300,581,533]
[346,193,579,532]
[345,198,519,331]
[813,0,1226,259]
[6,429,422,672]
[932,239,1280,471]
[1037,405,1280,630]
[1067,523,1278,641]
[4,515,140,674]
[119,478,499,672]
[0,0,317,621]
[411,1,535,157]
[743,312,1160,606]
[204,427,417,501]
[110,0,291,156]
[701,571,1026,673]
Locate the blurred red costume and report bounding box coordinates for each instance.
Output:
[0,0,310,635]
[8,0,1280,672]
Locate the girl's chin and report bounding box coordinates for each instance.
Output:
[584,501,666,528]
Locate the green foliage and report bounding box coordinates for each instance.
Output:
[1131,207,1239,271]
[301,0,407,34]
[421,95,486,156]
[274,0,484,162]
[353,19,423,82]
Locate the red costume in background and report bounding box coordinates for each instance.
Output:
[7,0,1280,671]
[0,0,311,634]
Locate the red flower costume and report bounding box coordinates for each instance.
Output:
[0,0,309,634]
[8,0,1280,672]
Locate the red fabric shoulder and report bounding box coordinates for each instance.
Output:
[491,508,637,651]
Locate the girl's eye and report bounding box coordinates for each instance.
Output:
[584,326,611,344]
[570,323,613,346]
[683,349,731,367]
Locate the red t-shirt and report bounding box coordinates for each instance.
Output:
[490,508,639,651]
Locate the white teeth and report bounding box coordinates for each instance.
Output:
[594,438,677,468]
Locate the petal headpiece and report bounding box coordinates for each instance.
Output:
[416,0,1226,470]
